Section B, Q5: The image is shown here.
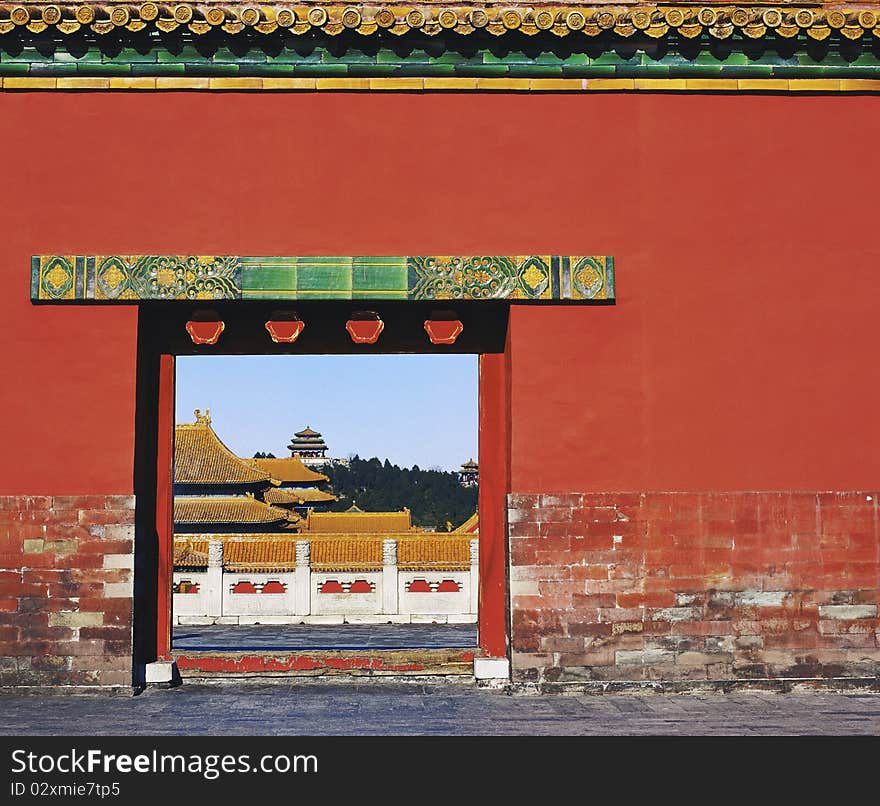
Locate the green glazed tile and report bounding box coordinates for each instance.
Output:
[241,257,298,298]
[185,63,239,76]
[77,63,132,76]
[267,49,322,64]
[352,258,408,293]
[296,258,353,295]
[508,65,564,77]
[396,64,456,77]
[29,64,79,76]
[0,64,30,75]
[246,64,299,77]
[106,48,158,63]
[456,64,511,76]
[158,47,208,63]
[131,63,186,76]
[54,50,103,63]
[12,48,56,64]
[292,63,349,76]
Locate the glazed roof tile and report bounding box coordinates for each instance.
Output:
[452,512,479,534]
[174,496,295,525]
[303,509,415,534]
[252,456,329,484]
[175,411,271,485]
[264,487,337,506]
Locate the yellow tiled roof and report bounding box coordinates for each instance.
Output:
[263,487,337,507]
[174,496,295,525]
[452,512,479,534]
[224,539,299,570]
[304,509,414,533]
[253,456,328,484]
[311,539,383,570]
[398,537,471,570]
[173,538,209,567]
[175,412,271,485]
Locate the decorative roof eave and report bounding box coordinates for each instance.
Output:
[31,255,614,303]
[1,4,879,42]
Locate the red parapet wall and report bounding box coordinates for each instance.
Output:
[508,492,880,684]
[0,495,135,686]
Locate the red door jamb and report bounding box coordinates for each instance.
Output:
[155,353,175,661]
[478,349,510,659]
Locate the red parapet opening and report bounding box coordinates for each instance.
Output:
[349,579,372,593]
[231,581,258,594]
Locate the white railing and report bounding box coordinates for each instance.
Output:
[173,538,479,625]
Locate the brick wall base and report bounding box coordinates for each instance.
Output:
[509,492,880,684]
[0,495,135,686]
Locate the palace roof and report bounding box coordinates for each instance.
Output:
[452,512,479,534]
[175,410,272,486]
[173,496,295,526]
[252,456,329,484]
[460,459,479,470]
[173,539,209,568]
[263,487,338,507]
[302,507,416,534]
[295,426,322,438]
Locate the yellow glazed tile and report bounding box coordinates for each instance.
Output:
[4,77,57,89]
[56,78,111,89]
[110,77,157,89]
[685,79,738,91]
[787,79,842,91]
[736,79,790,91]
[316,78,371,90]
[585,78,635,90]
[368,78,424,90]
[475,78,531,90]
[156,77,210,89]
[528,79,584,91]
[261,78,317,90]
[208,77,263,90]
[839,79,880,92]
[423,78,477,90]
[634,78,688,90]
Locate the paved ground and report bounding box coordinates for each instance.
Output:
[2,679,879,736]
[172,623,477,651]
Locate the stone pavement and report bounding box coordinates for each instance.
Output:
[172,623,478,651]
[2,679,879,736]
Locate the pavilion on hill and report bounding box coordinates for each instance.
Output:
[287,426,328,459]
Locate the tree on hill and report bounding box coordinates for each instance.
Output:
[324,455,478,531]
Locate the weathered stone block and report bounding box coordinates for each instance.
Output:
[818,605,877,619]
[48,611,103,628]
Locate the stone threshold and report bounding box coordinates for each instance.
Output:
[173,648,478,677]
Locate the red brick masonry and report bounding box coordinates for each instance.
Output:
[0,495,135,686]
[509,493,880,684]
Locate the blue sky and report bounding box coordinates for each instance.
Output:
[175,355,478,472]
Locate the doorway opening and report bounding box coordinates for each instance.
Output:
[171,354,479,654]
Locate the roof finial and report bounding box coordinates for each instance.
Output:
[194,408,211,425]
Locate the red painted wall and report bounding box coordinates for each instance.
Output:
[0,92,878,495]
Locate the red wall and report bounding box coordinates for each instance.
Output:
[1,92,878,495]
